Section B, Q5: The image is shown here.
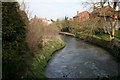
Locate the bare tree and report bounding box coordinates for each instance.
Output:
[18,0,32,19]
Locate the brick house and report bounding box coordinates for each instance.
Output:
[73,11,90,22]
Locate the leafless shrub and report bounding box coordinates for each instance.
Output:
[26,17,59,55]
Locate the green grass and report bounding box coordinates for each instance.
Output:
[94,30,120,42]
[75,30,120,42]
[95,34,110,41]
[92,30,120,42]
[115,30,120,40]
[26,39,65,79]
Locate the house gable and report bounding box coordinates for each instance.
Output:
[73,11,90,22]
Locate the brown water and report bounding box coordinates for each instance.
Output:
[44,35,119,78]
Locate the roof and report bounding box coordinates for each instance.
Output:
[73,11,89,18]
[30,17,48,22]
[91,5,114,17]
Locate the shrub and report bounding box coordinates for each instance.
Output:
[2,2,28,79]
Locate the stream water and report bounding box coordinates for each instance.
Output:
[44,35,119,78]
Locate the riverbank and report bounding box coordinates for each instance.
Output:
[60,32,120,79]
[76,33,120,62]
[25,39,65,79]
[59,32,75,36]
[60,32,120,62]
[45,35,119,78]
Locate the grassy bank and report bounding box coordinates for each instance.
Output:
[25,39,65,79]
[75,32,120,61]
[61,31,120,62]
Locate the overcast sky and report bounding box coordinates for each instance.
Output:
[28,0,79,20]
[18,0,114,20]
[4,0,119,20]
[26,0,100,20]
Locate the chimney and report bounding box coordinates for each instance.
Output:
[77,11,79,15]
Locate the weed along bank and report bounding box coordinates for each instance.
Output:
[24,13,66,78]
[25,38,65,78]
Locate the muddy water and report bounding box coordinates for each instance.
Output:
[44,35,119,78]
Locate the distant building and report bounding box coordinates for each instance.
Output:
[73,11,90,22]
[30,15,52,25]
[91,5,114,18]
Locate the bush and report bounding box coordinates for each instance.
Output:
[26,40,65,78]
[2,2,28,79]
[27,17,59,55]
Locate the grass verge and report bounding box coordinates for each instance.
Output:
[25,39,65,79]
